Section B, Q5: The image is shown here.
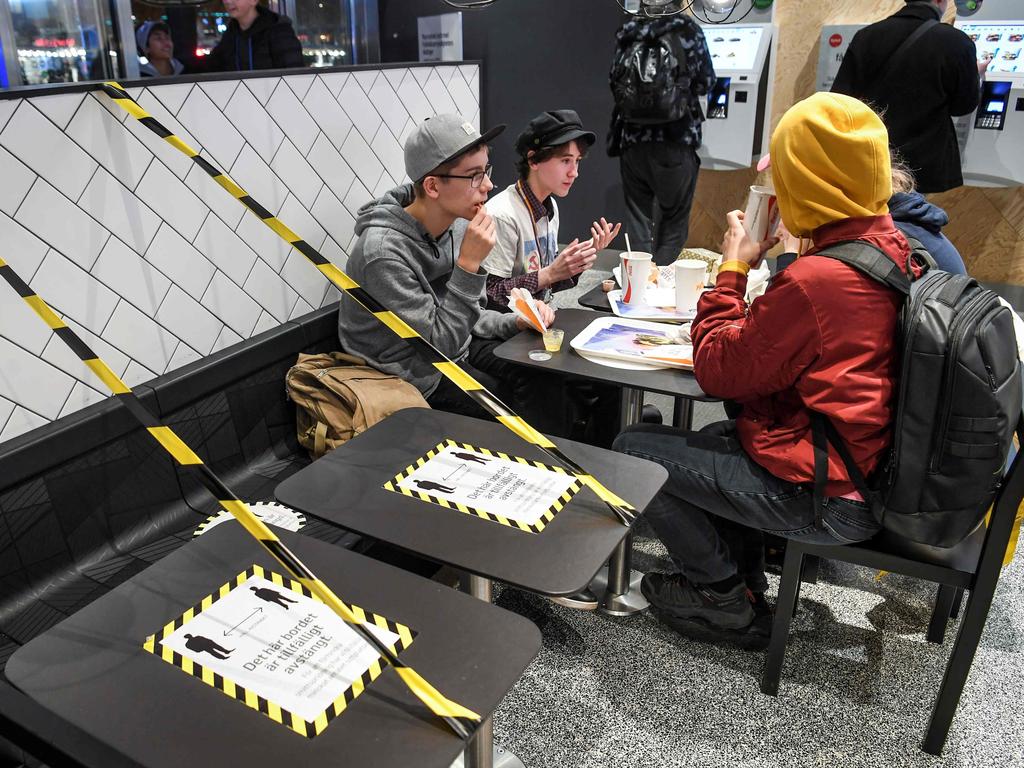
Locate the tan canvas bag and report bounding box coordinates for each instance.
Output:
[286,352,429,458]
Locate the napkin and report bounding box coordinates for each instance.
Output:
[508,287,547,332]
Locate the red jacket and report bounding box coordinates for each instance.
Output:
[692,215,915,495]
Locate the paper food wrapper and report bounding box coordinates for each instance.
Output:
[508,287,546,332]
[746,262,772,303]
[677,248,723,284]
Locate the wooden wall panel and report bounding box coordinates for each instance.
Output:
[689,1,1024,284]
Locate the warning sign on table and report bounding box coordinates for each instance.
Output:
[143,565,414,737]
[383,439,582,534]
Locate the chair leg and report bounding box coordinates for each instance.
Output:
[927,584,958,644]
[922,583,997,755]
[761,544,805,696]
[801,554,820,584]
[791,568,803,618]
[949,588,965,620]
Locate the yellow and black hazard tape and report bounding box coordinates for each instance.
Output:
[0,254,478,739]
[383,438,581,534]
[97,81,635,528]
[144,564,415,738]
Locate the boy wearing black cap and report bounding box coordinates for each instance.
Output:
[484,110,620,311]
[337,114,563,431]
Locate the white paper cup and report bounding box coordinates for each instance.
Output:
[674,259,707,313]
[620,252,653,306]
[743,185,781,243]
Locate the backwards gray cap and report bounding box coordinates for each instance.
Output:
[404,114,505,182]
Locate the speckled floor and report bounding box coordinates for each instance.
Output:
[488,532,1024,768]
[482,267,1024,767]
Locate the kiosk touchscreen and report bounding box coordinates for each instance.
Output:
[955,19,1024,186]
[698,23,776,170]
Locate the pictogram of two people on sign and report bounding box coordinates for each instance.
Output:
[183,586,299,659]
[413,451,491,495]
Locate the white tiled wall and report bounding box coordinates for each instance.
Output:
[0,64,481,443]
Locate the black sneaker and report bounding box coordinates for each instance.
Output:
[641,404,663,424]
[747,589,774,636]
[641,572,769,651]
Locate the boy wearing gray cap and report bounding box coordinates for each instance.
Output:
[484,109,620,311]
[337,114,563,430]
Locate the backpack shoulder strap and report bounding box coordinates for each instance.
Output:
[813,240,912,296]
[810,411,882,529]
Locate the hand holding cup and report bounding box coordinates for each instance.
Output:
[721,211,779,268]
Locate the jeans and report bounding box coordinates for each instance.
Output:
[620,142,701,266]
[426,336,573,438]
[613,420,880,590]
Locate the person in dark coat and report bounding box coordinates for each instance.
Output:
[831,0,986,194]
[205,0,303,72]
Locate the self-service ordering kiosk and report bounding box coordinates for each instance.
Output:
[698,23,777,170]
[955,17,1024,186]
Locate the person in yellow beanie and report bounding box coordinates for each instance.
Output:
[614,93,922,649]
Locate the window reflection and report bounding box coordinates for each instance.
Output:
[292,0,352,67]
[129,0,353,73]
[10,0,118,85]
[130,1,227,66]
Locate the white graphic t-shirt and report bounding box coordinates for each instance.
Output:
[485,183,561,290]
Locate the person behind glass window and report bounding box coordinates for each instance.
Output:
[137,21,185,78]
[205,0,303,72]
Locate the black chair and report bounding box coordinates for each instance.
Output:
[761,419,1024,755]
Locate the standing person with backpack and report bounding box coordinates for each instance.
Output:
[613,93,921,650]
[831,0,986,194]
[608,2,716,266]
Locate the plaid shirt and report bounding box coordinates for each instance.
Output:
[485,180,576,310]
[607,16,717,156]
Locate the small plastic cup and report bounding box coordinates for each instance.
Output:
[543,328,564,352]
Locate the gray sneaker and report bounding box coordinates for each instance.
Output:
[641,572,769,650]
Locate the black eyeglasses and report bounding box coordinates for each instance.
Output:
[432,164,493,188]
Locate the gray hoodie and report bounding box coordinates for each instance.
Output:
[337,184,519,397]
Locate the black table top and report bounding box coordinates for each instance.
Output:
[276,408,667,596]
[578,282,614,312]
[5,524,541,768]
[494,308,712,401]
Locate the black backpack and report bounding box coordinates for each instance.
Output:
[811,240,1022,548]
[609,27,691,124]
